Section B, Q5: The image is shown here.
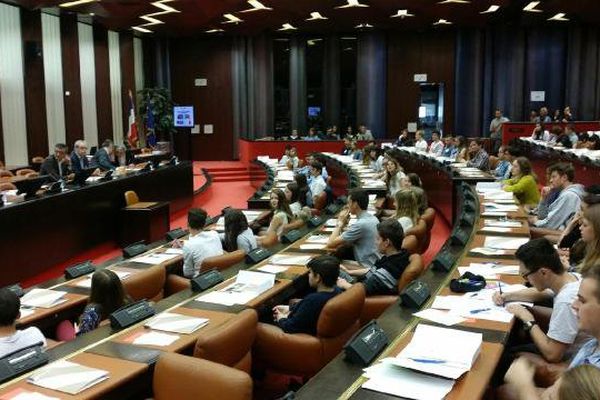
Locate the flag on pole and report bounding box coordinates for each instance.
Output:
[146,100,157,147]
[127,90,138,148]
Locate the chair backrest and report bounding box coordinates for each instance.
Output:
[31,156,44,164]
[405,218,427,253]
[397,254,425,292]
[124,190,139,206]
[154,353,252,400]
[0,170,14,178]
[421,208,436,231]
[193,309,258,373]
[0,182,16,191]
[26,172,39,179]
[317,284,365,338]
[313,191,328,211]
[401,235,419,255]
[200,250,245,273]
[15,169,35,176]
[489,155,499,170]
[122,264,165,302]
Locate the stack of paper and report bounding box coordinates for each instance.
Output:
[131,331,180,346]
[392,325,482,379]
[196,270,275,306]
[362,359,455,400]
[145,312,209,334]
[28,360,109,395]
[269,254,314,266]
[132,252,180,265]
[484,236,529,250]
[21,289,67,309]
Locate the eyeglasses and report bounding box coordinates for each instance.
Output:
[521,269,538,280]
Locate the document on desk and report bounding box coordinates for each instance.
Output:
[145,312,209,334]
[18,307,35,319]
[21,289,66,309]
[164,248,184,255]
[76,270,132,288]
[484,220,522,228]
[256,264,289,274]
[1,388,60,400]
[132,252,180,265]
[479,226,514,233]
[484,203,520,212]
[469,247,508,256]
[476,182,502,193]
[299,244,327,250]
[484,236,529,250]
[27,360,109,395]
[269,254,314,266]
[131,331,180,346]
[413,309,466,326]
[392,324,482,379]
[362,360,455,400]
[483,191,514,201]
[305,235,330,244]
[458,263,520,277]
[196,271,275,306]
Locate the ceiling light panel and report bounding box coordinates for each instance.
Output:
[391,9,414,18]
[480,5,500,14]
[548,13,569,21]
[306,12,328,21]
[335,0,369,9]
[240,0,272,13]
[523,2,542,12]
[59,0,95,7]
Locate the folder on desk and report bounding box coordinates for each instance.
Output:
[145,312,209,334]
[392,324,482,379]
[27,360,109,395]
[20,289,66,309]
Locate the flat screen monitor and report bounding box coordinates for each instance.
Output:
[308,107,321,117]
[173,106,194,128]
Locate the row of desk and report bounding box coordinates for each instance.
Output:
[0,162,194,287]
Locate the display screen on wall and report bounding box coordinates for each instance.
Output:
[174,106,194,127]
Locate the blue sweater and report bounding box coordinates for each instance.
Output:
[278,287,342,335]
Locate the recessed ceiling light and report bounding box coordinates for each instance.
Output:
[335,0,369,9]
[433,19,452,25]
[307,38,323,46]
[278,23,297,31]
[222,13,243,24]
[59,0,95,7]
[523,1,542,12]
[206,28,225,33]
[240,0,272,13]
[355,23,373,28]
[132,26,153,33]
[438,0,470,3]
[391,9,414,18]
[548,13,569,21]
[134,1,180,29]
[480,5,500,14]
[89,12,94,16]
[306,11,328,21]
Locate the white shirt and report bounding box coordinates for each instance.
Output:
[415,139,428,152]
[0,327,46,358]
[309,175,327,198]
[429,141,444,156]
[182,230,224,278]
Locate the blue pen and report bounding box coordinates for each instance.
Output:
[470,308,491,314]
[408,358,446,364]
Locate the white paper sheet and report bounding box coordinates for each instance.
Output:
[9,390,60,400]
[164,248,184,255]
[299,244,327,250]
[484,220,522,228]
[469,247,508,256]
[132,331,180,346]
[362,361,455,400]
[132,252,180,265]
[256,264,289,274]
[21,289,66,309]
[269,254,314,265]
[413,309,466,326]
[27,360,109,395]
[481,211,508,217]
[479,226,513,233]
[484,236,529,250]
[19,308,35,319]
[305,235,330,244]
[145,312,209,334]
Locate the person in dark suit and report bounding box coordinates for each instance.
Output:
[113,146,135,167]
[40,143,72,181]
[93,139,116,171]
[70,140,90,174]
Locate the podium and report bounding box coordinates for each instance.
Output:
[120,201,170,247]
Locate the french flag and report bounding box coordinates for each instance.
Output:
[127,90,138,147]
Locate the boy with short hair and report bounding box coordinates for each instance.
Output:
[0,288,46,358]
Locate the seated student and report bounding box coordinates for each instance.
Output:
[441,136,457,158]
[493,146,512,181]
[494,238,588,363]
[349,140,362,160]
[576,204,600,274]
[341,137,353,155]
[414,130,428,152]
[294,173,310,208]
[0,288,46,357]
[364,146,385,172]
[556,186,600,256]
[501,265,600,399]
[502,157,541,206]
[284,182,310,221]
[113,146,134,167]
[308,161,327,204]
[400,172,423,190]
[220,209,257,254]
[273,255,342,335]
[428,131,444,156]
[394,129,412,147]
[303,127,321,141]
[77,270,131,335]
[174,208,224,278]
[530,162,584,231]
[338,220,410,296]
[258,189,294,242]
[411,186,429,215]
[279,145,292,166]
[466,140,490,171]
[383,157,406,198]
[455,135,468,162]
[393,189,419,232]
[327,188,380,271]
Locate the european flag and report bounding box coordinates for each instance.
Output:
[146,103,157,147]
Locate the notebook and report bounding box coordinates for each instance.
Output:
[27,360,109,395]
[144,312,209,334]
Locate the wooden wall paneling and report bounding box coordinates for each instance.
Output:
[170,37,234,161]
[386,30,456,137]
[93,24,112,144]
[119,31,135,140]
[142,38,156,88]
[60,14,83,150]
[0,81,4,165]
[21,9,48,161]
